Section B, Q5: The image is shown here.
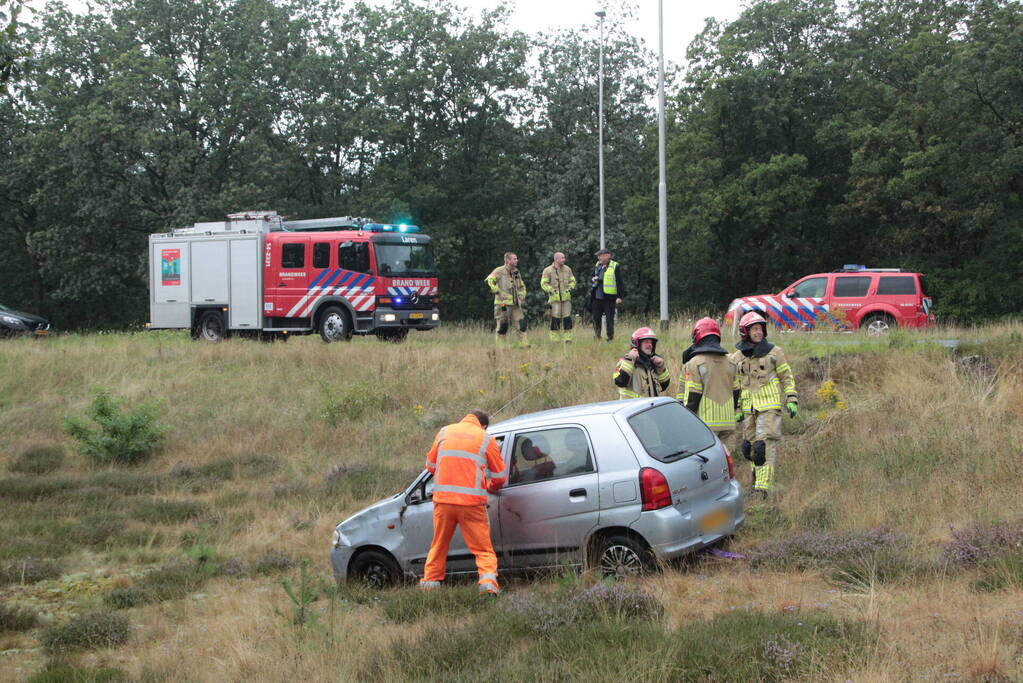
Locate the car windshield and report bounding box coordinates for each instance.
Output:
[374,243,436,276]
[628,401,715,462]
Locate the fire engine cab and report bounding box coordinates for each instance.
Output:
[148,211,440,342]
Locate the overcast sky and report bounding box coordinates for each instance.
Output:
[453,0,747,67]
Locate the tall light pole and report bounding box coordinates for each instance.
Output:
[656,0,669,330]
[596,9,606,251]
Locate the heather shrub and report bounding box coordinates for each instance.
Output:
[41,611,131,653]
[0,558,62,585]
[8,446,65,475]
[0,601,40,631]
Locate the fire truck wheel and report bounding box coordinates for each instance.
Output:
[197,310,228,342]
[375,329,408,343]
[318,306,352,343]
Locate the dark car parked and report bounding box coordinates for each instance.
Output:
[0,303,52,338]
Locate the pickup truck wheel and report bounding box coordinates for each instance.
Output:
[862,313,895,336]
[318,306,352,343]
[349,550,400,588]
[595,534,654,579]
[197,310,228,342]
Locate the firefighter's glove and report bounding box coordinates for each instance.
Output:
[735,410,745,424]
[786,402,798,418]
[486,480,503,495]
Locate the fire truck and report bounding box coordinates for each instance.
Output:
[148,211,440,342]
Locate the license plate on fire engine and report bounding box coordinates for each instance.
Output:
[699,508,731,533]
[409,313,424,319]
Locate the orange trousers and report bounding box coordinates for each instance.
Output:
[422,502,499,590]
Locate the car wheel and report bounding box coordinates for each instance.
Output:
[197,310,228,342]
[349,550,400,588]
[318,306,352,343]
[862,313,895,336]
[595,534,654,579]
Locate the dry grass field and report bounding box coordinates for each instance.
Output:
[1,319,1022,681]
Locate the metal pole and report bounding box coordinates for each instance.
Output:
[656,0,668,330]
[596,10,606,251]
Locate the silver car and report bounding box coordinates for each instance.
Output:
[330,397,744,586]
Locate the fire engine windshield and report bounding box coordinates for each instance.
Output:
[374,243,436,276]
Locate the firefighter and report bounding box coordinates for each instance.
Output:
[614,327,670,399]
[420,410,506,595]
[678,317,742,443]
[590,248,624,341]
[485,252,529,347]
[730,312,798,498]
[540,252,576,343]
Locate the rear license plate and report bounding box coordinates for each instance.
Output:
[699,508,731,533]
[409,313,424,319]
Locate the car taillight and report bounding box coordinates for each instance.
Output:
[722,444,735,480]
[639,467,672,511]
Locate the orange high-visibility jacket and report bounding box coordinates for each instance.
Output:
[426,414,506,505]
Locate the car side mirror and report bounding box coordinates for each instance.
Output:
[785,290,795,298]
[407,487,424,504]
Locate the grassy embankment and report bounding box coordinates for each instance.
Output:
[1,319,1021,681]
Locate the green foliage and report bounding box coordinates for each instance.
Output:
[0,601,39,631]
[280,559,319,625]
[319,381,389,425]
[61,391,166,466]
[8,445,65,475]
[41,611,131,653]
[27,663,128,683]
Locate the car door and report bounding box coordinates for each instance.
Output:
[830,274,873,328]
[497,425,599,570]
[399,436,506,578]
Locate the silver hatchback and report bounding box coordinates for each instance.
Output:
[330,397,744,586]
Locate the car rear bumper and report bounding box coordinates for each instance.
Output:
[634,479,745,561]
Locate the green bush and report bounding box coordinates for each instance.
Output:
[41,611,131,653]
[319,381,389,426]
[61,391,167,466]
[8,446,65,475]
[0,601,40,631]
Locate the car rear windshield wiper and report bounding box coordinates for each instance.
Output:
[665,448,709,463]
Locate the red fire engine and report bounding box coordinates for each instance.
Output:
[148,211,440,342]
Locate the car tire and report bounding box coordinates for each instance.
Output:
[861,313,895,336]
[318,306,352,343]
[197,310,228,342]
[349,549,400,588]
[594,533,654,579]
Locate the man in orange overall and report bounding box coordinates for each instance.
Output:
[420,410,506,595]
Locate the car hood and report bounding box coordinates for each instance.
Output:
[337,493,402,535]
[0,308,49,324]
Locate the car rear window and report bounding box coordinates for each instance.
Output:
[877,276,917,296]
[627,402,715,463]
[833,276,871,297]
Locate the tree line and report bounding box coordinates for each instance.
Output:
[1,0,1019,329]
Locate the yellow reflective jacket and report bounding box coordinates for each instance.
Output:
[729,343,797,413]
[678,353,740,431]
[485,265,525,307]
[540,264,575,303]
[613,356,670,399]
